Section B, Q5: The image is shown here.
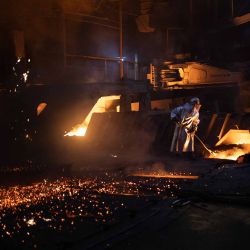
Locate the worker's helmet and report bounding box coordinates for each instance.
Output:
[190,97,200,105]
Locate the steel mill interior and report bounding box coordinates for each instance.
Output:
[1,1,250,249]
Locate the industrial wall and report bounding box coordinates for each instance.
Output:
[1,0,249,87]
[0,0,147,87]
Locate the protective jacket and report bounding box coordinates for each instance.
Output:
[170,102,200,152]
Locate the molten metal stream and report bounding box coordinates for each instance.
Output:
[65,95,120,137]
[131,173,199,180]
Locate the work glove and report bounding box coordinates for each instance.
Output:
[187,125,198,134]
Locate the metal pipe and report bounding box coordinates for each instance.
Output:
[194,134,215,155]
[134,53,138,80]
[119,0,124,80]
[104,60,107,81]
[65,11,118,24]
[231,0,234,18]
[66,54,119,61]
[66,54,140,64]
[166,29,169,54]
[65,17,119,30]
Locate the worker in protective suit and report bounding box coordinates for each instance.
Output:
[170,97,201,154]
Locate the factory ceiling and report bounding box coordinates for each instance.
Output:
[0,0,184,30]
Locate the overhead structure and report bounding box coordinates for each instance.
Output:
[148,62,243,89]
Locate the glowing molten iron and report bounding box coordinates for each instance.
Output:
[65,95,120,137]
[209,146,250,161]
[131,172,199,180]
[209,129,250,160]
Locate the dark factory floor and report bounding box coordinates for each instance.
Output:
[1,155,250,250]
[110,200,250,250]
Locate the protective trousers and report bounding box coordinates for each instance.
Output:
[170,124,195,152]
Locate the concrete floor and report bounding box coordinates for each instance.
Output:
[109,201,250,250]
[1,155,250,250]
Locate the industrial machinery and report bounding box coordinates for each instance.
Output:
[147,62,243,88]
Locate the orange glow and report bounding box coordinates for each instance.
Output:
[208,130,250,160]
[131,172,199,180]
[65,125,87,137]
[131,102,139,111]
[65,95,120,137]
[0,175,179,240]
[37,103,47,116]
[209,145,250,161]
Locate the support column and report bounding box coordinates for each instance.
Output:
[139,92,151,111]
[119,0,124,80]
[120,94,131,112]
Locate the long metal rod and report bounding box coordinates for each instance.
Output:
[65,17,119,30]
[66,54,137,64]
[119,0,124,80]
[194,134,215,155]
[134,53,138,80]
[66,54,119,61]
[65,11,118,24]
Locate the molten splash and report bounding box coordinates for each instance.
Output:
[130,162,199,179]
[65,95,120,137]
[66,126,87,137]
[209,130,250,160]
[209,145,250,161]
[131,172,199,180]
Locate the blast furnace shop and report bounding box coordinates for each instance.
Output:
[1,1,250,249]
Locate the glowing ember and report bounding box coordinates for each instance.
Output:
[131,172,199,180]
[65,95,120,137]
[37,103,47,116]
[27,218,36,226]
[22,72,28,83]
[0,174,181,250]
